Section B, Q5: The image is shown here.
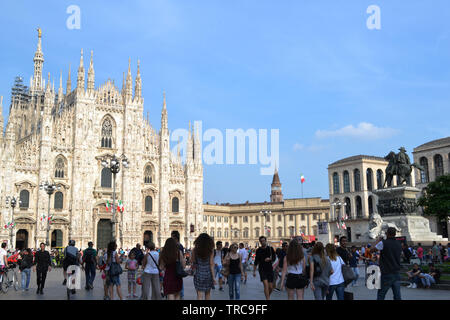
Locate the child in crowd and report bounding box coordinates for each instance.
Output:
[125,252,138,298]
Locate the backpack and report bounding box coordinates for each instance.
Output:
[83,249,96,265]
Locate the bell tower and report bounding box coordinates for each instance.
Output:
[270,167,283,202]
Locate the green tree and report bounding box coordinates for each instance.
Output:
[417,174,450,222]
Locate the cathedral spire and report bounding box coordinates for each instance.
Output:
[66,64,71,94]
[33,27,44,91]
[87,50,95,93]
[186,120,193,163]
[77,49,85,91]
[125,58,133,101]
[58,71,63,102]
[134,59,142,101]
[161,91,168,132]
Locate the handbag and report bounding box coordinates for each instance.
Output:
[108,253,123,277]
[220,253,230,277]
[305,256,322,278]
[175,253,188,278]
[341,262,357,286]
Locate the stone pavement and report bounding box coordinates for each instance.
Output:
[1,265,450,300]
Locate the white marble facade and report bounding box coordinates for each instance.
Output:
[0,30,203,250]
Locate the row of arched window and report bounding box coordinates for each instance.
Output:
[207,226,317,239]
[18,190,64,210]
[418,154,448,183]
[144,196,179,213]
[333,195,374,219]
[332,168,384,194]
[100,166,154,188]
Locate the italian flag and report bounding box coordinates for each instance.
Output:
[105,200,111,211]
[300,173,305,184]
[117,200,124,213]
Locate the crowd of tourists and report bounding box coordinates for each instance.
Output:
[0,229,449,300]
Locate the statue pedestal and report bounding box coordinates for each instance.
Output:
[372,186,448,244]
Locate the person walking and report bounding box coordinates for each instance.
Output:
[336,236,351,265]
[125,252,138,298]
[159,237,185,300]
[375,227,402,300]
[325,243,345,300]
[224,243,244,300]
[349,246,360,286]
[309,242,332,300]
[238,243,249,284]
[417,243,424,265]
[141,242,161,300]
[104,241,123,300]
[280,239,308,300]
[253,236,276,300]
[33,242,52,294]
[213,241,225,291]
[82,241,97,290]
[192,233,216,300]
[18,248,33,291]
[431,241,440,264]
[171,231,185,299]
[275,242,288,290]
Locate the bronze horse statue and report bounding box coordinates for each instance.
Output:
[383,149,424,188]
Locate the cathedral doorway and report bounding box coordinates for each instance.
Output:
[97,219,112,250]
[16,229,28,250]
[51,230,63,248]
[143,231,153,246]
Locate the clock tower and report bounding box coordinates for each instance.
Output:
[270,167,283,202]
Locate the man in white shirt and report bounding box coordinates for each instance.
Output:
[238,243,249,284]
[0,243,8,268]
[213,241,224,291]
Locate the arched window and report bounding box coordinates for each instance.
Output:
[172,197,179,213]
[376,169,384,189]
[54,192,63,209]
[345,197,351,219]
[144,165,153,184]
[366,168,373,191]
[434,154,444,179]
[368,196,374,215]
[343,171,350,193]
[332,172,340,194]
[217,229,222,238]
[356,196,363,218]
[101,118,113,148]
[224,229,229,238]
[354,169,361,192]
[19,190,30,209]
[255,228,260,237]
[277,228,282,237]
[419,157,429,183]
[210,228,214,237]
[55,156,66,178]
[145,196,152,213]
[101,167,112,188]
[243,228,249,238]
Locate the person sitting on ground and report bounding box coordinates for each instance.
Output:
[406,263,422,288]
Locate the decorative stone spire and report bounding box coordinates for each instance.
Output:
[87,50,95,93]
[66,64,71,94]
[58,71,63,102]
[125,58,133,101]
[0,96,4,134]
[33,27,44,90]
[45,72,51,94]
[186,120,193,163]
[161,91,168,132]
[194,122,202,164]
[134,59,142,101]
[77,49,85,91]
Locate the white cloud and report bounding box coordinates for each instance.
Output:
[293,143,304,151]
[315,122,399,140]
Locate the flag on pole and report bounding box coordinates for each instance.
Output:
[105,200,111,211]
[117,200,124,213]
[300,173,305,184]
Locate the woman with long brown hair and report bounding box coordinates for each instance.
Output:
[159,237,185,300]
[192,233,216,300]
[309,242,333,300]
[325,243,345,300]
[280,239,308,300]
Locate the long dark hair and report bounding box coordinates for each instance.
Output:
[107,241,117,263]
[194,233,214,260]
[286,239,304,266]
[311,242,326,266]
[160,237,179,266]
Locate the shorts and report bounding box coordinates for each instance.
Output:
[106,273,121,287]
[242,262,248,272]
[259,270,274,283]
[286,273,309,289]
[63,259,77,272]
[214,265,223,279]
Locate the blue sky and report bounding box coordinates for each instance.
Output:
[1,1,449,204]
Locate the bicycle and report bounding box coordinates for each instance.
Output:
[0,264,20,293]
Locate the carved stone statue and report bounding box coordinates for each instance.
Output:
[368,212,401,239]
[383,147,424,187]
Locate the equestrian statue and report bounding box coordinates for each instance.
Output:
[383,147,424,188]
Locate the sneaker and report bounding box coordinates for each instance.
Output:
[126,294,131,298]
[406,284,412,288]
[40,289,44,295]
[244,279,247,284]
[62,279,67,286]
[36,288,40,294]
[133,294,139,298]
[89,284,94,289]
[411,283,417,289]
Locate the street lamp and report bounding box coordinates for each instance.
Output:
[5,196,20,250]
[39,181,62,246]
[260,210,272,238]
[331,200,347,235]
[101,154,129,244]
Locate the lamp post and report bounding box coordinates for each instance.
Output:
[331,200,347,236]
[39,181,62,246]
[101,154,129,244]
[260,210,271,238]
[5,196,20,250]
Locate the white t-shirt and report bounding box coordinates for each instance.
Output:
[328,256,345,286]
[144,251,159,274]
[287,258,304,275]
[214,249,223,266]
[239,248,248,263]
[0,248,7,266]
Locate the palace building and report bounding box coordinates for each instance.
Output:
[0,30,203,250]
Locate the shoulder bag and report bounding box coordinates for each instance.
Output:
[341,257,357,286]
[175,252,188,278]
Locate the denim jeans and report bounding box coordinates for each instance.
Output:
[377,273,401,300]
[326,282,345,300]
[21,268,31,289]
[351,267,359,286]
[85,263,96,287]
[420,274,435,287]
[228,273,241,300]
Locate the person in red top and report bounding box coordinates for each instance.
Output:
[417,243,424,265]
